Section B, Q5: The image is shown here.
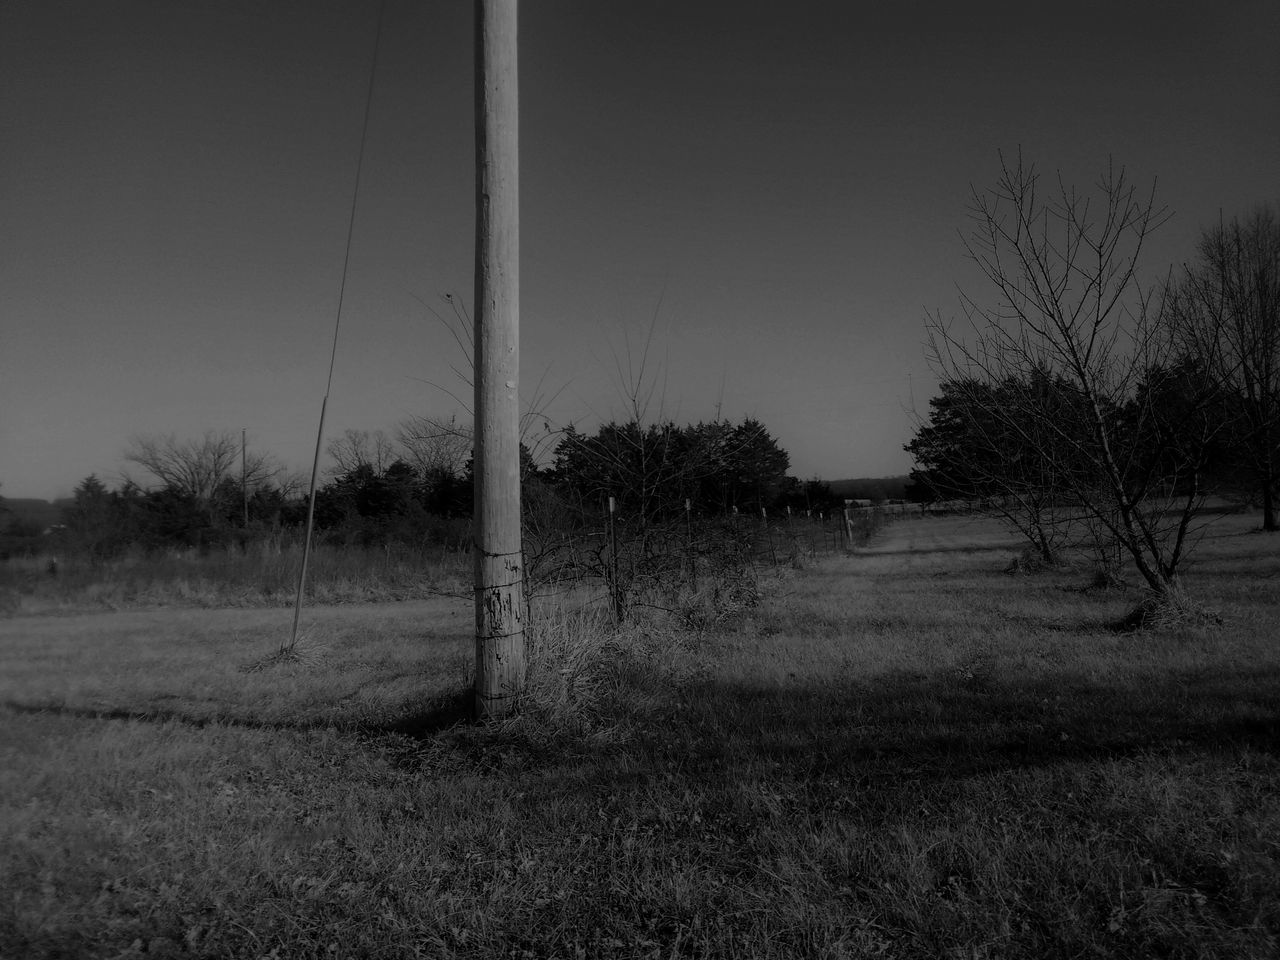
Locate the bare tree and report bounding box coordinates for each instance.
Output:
[325,428,397,478]
[125,430,281,512]
[1168,205,1280,530]
[927,152,1223,613]
[396,414,471,479]
[406,287,564,476]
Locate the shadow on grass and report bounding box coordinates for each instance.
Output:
[689,669,1280,781]
[5,666,1277,785]
[0,688,474,738]
[378,665,1280,784]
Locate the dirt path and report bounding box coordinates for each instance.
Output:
[849,513,1023,571]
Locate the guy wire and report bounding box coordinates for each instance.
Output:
[287,0,387,653]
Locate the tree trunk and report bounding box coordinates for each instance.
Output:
[1037,535,1055,565]
[472,0,524,720]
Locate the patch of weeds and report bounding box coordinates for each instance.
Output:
[519,605,624,725]
[504,605,697,745]
[1114,586,1224,632]
[1084,565,1130,592]
[950,648,997,692]
[1004,548,1061,576]
[675,567,763,637]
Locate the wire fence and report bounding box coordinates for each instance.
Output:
[1,501,915,617]
[521,502,901,623]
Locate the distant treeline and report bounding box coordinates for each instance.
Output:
[0,418,894,562]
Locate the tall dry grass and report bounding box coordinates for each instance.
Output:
[2,509,884,619]
[0,541,469,614]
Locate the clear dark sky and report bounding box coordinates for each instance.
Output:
[3,0,1277,499]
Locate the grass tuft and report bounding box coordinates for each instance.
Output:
[521,604,624,723]
[241,627,333,673]
[1115,583,1225,632]
[1085,564,1131,591]
[506,602,700,748]
[1004,546,1062,575]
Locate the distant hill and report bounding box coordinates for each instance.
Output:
[2,498,68,531]
[826,475,911,503]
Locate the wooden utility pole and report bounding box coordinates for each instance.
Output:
[472,0,524,719]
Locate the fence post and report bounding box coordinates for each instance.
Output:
[762,507,778,565]
[607,495,623,622]
[685,498,697,592]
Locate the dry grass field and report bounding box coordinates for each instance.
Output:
[2,513,1278,959]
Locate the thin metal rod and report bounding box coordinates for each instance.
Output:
[288,395,329,651]
[241,427,248,528]
[286,1,385,652]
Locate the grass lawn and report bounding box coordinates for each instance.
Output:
[2,513,1278,958]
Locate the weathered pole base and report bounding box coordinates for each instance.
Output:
[473,555,525,720]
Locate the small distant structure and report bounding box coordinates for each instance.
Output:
[845,498,873,509]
